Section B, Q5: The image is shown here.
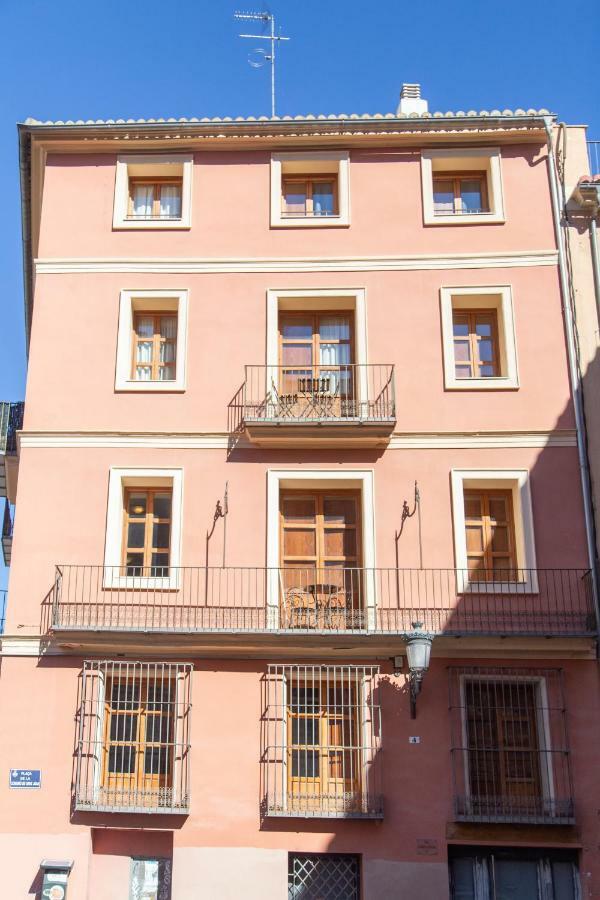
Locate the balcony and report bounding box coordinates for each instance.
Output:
[231,365,396,447]
[588,140,600,177]
[51,566,595,647]
[1,501,13,566]
[0,590,5,634]
[0,401,23,503]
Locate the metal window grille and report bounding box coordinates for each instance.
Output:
[288,853,360,900]
[263,664,382,818]
[449,667,573,824]
[76,660,192,814]
[449,848,580,900]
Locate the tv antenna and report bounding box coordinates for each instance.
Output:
[234,9,290,117]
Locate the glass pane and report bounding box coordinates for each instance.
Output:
[478,339,493,362]
[312,181,334,215]
[151,553,169,574]
[290,686,320,710]
[126,553,145,574]
[291,749,319,778]
[480,365,495,377]
[160,315,178,339]
[110,713,138,741]
[128,495,147,517]
[108,745,136,774]
[460,179,483,213]
[320,343,351,366]
[136,317,154,338]
[475,320,492,337]
[494,859,538,899]
[158,364,176,381]
[291,718,319,745]
[283,183,307,214]
[147,683,173,710]
[281,319,313,339]
[319,317,350,341]
[282,344,313,367]
[453,319,469,337]
[283,498,316,523]
[145,714,171,742]
[130,859,161,900]
[284,529,316,557]
[159,184,182,219]
[153,494,172,519]
[136,341,153,364]
[144,746,171,775]
[455,365,472,378]
[132,184,154,217]
[450,858,476,900]
[160,342,176,364]
[152,523,171,549]
[454,340,471,362]
[551,862,576,900]
[433,179,454,213]
[135,366,152,381]
[127,522,146,548]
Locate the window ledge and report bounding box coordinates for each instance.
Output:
[425,213,506,226]
[112,220,191,231]
[445,377,519,391]
[102,574,180,591]
[115,381,186,393]
[459,578,539,595]
[271,215,349,228]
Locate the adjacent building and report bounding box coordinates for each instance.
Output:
[1,85,599,898]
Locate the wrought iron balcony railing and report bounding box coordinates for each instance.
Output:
[0,402,24,455]
[588,140,600,177]
[1,501,13,567]
[235,364,395,426]
[51,566,595,638]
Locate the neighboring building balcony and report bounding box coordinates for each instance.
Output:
[0,589,5,635]
[51,565,595,642]
[231,364,396,447]
[0,401,24,502]
[449,667,574,825]
[1,500,13,567]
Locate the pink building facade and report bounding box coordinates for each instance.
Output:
[1,87,599,898]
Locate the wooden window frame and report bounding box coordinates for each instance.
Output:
[102,677,175,802]
[122,487,173,574]
[280,489,362,571]
[463,488,518,579]
[278,310,355,394]
[127,176,183,221]
[452,308,500,379]
[465,679,542,807]
[433,170,489,215]
[287,678,361,810]
[281,174,339,217]
[131,311,178,382]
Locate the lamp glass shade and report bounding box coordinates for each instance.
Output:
[405,635,432,674]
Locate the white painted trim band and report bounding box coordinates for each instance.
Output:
[34,250,559,275]
[18,430,577,450]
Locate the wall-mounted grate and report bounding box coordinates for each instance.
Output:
[288,853,360,900]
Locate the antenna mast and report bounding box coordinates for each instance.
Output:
[234,10,290,116]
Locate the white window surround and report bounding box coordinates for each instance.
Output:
[103,467,183,589]
[450,468,537,593]
[421,147,505,226]
[266,469,376,628]
[115,290,188,392]
[266,287,368,401]
[270,151,350,228]
[440,285,519,390]
[113,153,193,230]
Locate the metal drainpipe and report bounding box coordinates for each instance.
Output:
[543,118,600,640]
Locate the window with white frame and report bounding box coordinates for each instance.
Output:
[115,291,188,392]
[421,148,505,225]
[270,152,350,227]
[113,154,193,229]
[103,468,183,589]
[440,287,518,389]
[450,469,537,591]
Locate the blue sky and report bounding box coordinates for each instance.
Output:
[0,0,598,590]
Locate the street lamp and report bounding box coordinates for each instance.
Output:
[404,622,433,718]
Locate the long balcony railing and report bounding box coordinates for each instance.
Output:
[588,140,600,177]
[1,501,13,567]
[236,365,395,426]
[52,566,595,637]
[0,401,24,455]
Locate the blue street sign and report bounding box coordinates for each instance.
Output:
[9,768,41,788]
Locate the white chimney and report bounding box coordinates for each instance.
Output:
[397,83,428,116]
